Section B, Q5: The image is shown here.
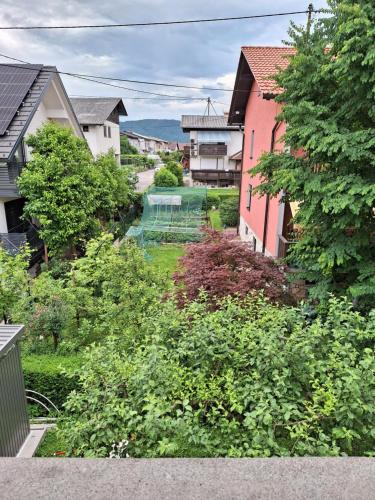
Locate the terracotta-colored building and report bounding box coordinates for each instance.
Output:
[228,46,296,258]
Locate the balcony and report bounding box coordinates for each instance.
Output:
[277,234,296,259]
[0,224,44,261]
[198,143,227,156]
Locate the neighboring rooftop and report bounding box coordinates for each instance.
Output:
[0,325,24,355]
[228,46,296,125]
[121,129,169,143]
[0,64,55,161]
[181,115,238,132]
[70,97,127,125]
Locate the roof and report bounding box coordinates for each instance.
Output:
[0,325,24,357]
[230,150,242,161]
[181,115,238,132]
[121,129,168,143]
[70,97,127,125]
[0,64,55,161]
[228,46,296,125]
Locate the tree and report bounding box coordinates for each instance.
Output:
[59,295,375,458]
[219,196,239,227]
[165,161,183,186]
[18,123,134,256]
[173,230,290,307]
[252,1,375,306]
[0,247,30,323]
[120,135,138,155]
[154,167,178,187]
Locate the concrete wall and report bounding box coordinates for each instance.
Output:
[239,80,286,257]
[0,200,8,232]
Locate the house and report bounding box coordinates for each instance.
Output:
[120,130,169,155]
[0,63,84,255]
[228,46,296,257]
[180,114,242,187]
[70,97,127,164]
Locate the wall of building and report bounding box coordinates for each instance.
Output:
[82,120,121,163]
[189,129,242,172]
[0,200,8,232]
[239,80,286,257]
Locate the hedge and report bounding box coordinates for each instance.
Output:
[202,190,239,211]
[22,354,82,411]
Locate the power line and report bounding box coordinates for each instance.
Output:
[0,53,208,101]
[0,9,323,31]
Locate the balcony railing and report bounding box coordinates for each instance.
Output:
[277,234,295,259]
[0,224,44,259]
[198,143,227,156]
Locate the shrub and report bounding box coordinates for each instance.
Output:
[219,197,239,227]
[202,193,220,211]
[22,354,81,410]
[174,230,290,307]
[59,296,375,457]
[165,161,183,186]
[154,168,178,187]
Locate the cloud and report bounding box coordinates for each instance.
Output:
[0,0,328,119]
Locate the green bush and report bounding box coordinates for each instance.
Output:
[165,161,183,186]
[59,296,375,458]
[202,193,220,211]
[154,168,178,187]
[219,196,239,227]
[22,354,81,410]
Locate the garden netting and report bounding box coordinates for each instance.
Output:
[126,186,208,246]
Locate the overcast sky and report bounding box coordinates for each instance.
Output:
[0,0,328,120]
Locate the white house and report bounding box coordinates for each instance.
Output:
[121,130,169,155]
[0,63,84,255]
[70,97,127,164]
[181,114,242,186]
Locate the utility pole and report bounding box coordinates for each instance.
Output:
[306,3,314,38]
[207,97,211,116]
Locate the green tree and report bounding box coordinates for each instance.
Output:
[165,161,183,186]
[219,196,239,227]
[253,1,375,306]
[18,123,134,257]
[120,135,138,155]
[154,167,178,187]
[0,247,30,323]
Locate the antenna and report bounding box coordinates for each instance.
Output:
[306,3,313,38]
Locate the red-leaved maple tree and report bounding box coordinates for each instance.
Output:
[173,230,290,307]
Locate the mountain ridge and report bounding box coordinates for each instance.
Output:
[120,119,188,143]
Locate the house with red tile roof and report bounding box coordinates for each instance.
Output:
[228,46,296,257]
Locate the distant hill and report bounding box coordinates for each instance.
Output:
[120,119,188,143]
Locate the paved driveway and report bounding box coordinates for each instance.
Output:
[136,169,155,192]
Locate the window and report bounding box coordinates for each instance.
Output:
[103,126,107,138]
[245,225,249,235]
[108,126,111,138]
[246,184,252,210]
[249,130,255,159]
[253,237,257,252]
[82,125,89,132]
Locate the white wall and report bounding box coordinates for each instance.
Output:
[239,215,272,257]
[0,200,8,233]
[189,129,242,171]
[82,120,121,163]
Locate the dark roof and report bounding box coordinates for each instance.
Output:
[0,64,55,161]
[181,115,238,132]
[70,97,127,125]
[228,46,296,125]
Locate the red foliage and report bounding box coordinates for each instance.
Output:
[173,229,290,307]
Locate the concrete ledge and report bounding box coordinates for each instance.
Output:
[0,458,375,499]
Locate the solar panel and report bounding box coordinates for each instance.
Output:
[0,64,42,135]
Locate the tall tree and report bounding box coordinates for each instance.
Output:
[253,1,375,306]
[18,122,134,256]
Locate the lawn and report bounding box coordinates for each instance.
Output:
[146,244,186,275]
[208,187,239,197]
[36,428,67,457]
[209,209,223,230]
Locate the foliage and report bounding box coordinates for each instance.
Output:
[203,193,220,211]
[121,154,155,171]
[18,122,134,256]
[154,167,179,187]
[160,150,184,163]
[209,210,223,230]
[165,161,183,186]
[35,428,67,457]
[173,230,290,307]
[219,197,239,227]
[252,1,375,307]
[120,135,138,155]
[202,189,239,211]
[0,246,30,323]
[22,354,81,410]
[59,296,375,458]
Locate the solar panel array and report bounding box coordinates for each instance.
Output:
[0,64,42,135]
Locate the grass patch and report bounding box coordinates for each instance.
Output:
[36,428,68,457]
[208,187,239,197]
[209,210,223,230]
[147,244,186,275]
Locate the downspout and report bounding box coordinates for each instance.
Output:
[236,125,245,235]
[261,121,280,254]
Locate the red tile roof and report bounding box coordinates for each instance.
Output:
[241,46,296,95]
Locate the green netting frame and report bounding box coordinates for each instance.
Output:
[126,186,208,245]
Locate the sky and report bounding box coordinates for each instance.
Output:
[0,0,328,120]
